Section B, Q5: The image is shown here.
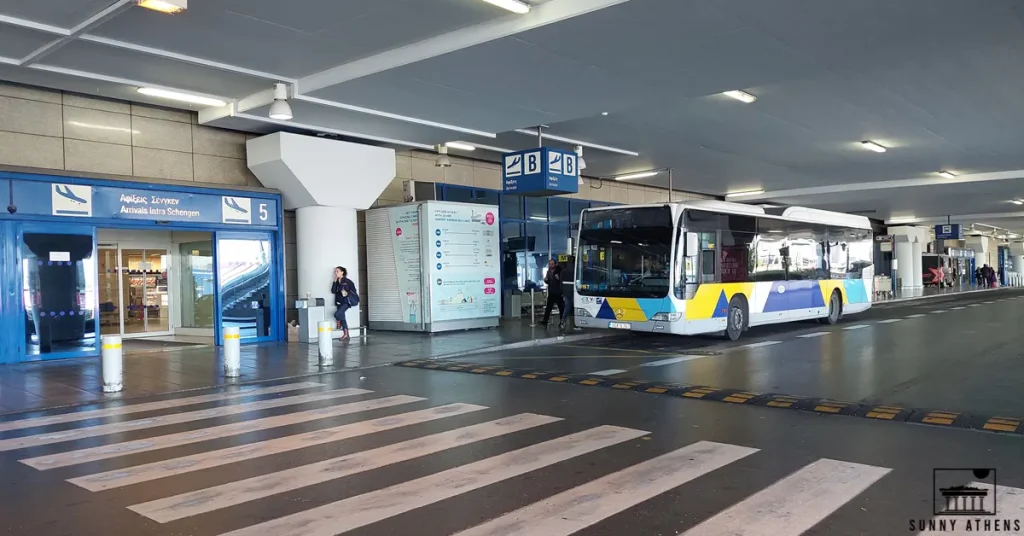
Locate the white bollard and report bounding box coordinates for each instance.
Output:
[318,321,334,367]
[223,326,241,377]
[100,335,123,393]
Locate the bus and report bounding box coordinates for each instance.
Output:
[573,200,873,340]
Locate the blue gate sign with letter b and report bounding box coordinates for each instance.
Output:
[501,147,579,196]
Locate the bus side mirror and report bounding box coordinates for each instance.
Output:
[685,232,699,257]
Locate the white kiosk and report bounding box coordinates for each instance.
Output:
[365,200,501,333]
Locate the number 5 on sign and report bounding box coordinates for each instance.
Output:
[259,203,268,221]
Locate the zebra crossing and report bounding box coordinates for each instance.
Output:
[1,380,1022,535]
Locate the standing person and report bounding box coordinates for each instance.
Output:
[540,259,564,326]
[331,266,358,340]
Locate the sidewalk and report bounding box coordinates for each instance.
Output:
[0,321,607,416]
[874,284,1019,305]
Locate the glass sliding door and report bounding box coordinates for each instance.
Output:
[179,241,214,329]
[97,246,121,336]
[121,248,170,335]
[19,224,98,359]
[216,233,275,343]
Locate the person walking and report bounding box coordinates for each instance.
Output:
[331,266,358,340]
[540,259,564,327]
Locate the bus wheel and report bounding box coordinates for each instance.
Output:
[725,298,747,341]
[820,290,842,325]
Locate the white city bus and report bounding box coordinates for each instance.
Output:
[573,200,873,340]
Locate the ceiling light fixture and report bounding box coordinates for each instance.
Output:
[725,189,765,198]
[575,146,587,186]
[268,83,292,121]
[435,145,452,168]
[445,142,476,151]
[1013,199,1023,206]
[479,0,531,14]
[616,171,659,181]
[722,90,756,103]
[861,140,887,153]
[575,145,587,171]
[136,0,187,14]
[938,171,956,179]
[601,112,609,116]
[136,87,225,107]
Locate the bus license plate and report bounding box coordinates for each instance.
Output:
[608,322,631,330]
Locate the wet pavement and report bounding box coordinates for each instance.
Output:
[0,288,1022,535]
[0,364,1022,536]
[449,288,1024,418]
[0,320,601,415]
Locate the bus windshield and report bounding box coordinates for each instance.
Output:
[576,206,673,298]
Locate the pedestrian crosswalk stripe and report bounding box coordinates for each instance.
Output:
[589,369,626,376]
[216,425,648,536]
[452,441,758,536]
[129,413,563,523]
[918,484,1024,535]
[0,387,371,452]
[681,458,890,535]
[642,355,707,367]
[69,402,489,491]
[20,395,422,469]
[0,382,325,434]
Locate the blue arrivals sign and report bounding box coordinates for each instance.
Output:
[934,224,963,240]
[0,177,278,227]
[502,147,579,196]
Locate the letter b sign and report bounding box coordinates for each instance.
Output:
[525,151,540,174]
[564,154,577,177]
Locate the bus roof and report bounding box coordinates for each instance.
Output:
[583,200,872,230]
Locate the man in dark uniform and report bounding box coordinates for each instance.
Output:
[541,259,564,327]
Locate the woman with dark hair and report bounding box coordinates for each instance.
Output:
[331,266,358,340]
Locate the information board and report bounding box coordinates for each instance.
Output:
[387,205,422,323]
[0,177,278,227]
[424,202,501,322]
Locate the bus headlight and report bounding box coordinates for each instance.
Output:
[650,312,681,322]
[575,308,593,317]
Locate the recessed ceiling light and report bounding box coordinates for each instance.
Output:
[479,0,530,14]
[616,171,659,181]
[136,0,186,14]
[601,112,609,116]
[136,87,224,107]
[861,141,887,153]
[445,142,476,151]
[938,171,956,179]
[1012,199,1023,205]
[725,189,765,198]
[722,90,756,103]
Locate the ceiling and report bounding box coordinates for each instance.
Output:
[2,0,1024,233]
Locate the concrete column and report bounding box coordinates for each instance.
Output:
[895,240,914,289]
[248,132,396,336]
[911,240,923,288]
[297,206,359,330]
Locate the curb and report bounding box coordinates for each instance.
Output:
[874,287,1019,306]
[394,359,1023,437]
